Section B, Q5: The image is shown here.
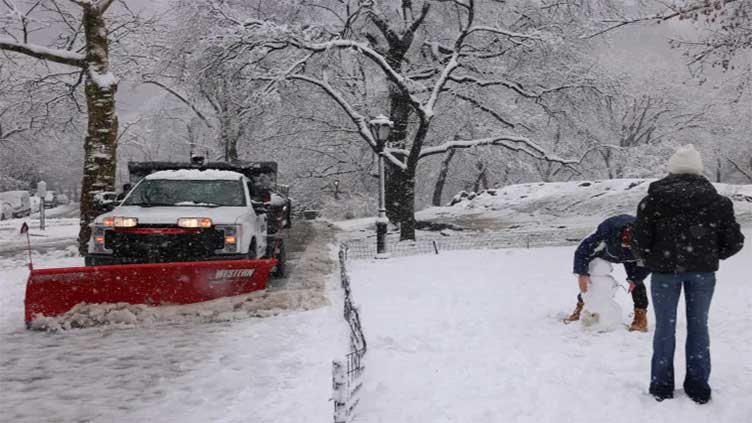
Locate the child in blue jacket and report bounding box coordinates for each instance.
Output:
[564,214,651,331]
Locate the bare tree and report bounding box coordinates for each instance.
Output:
[1,0,124,253]
[206,0,600,240]
[590,1,752,78]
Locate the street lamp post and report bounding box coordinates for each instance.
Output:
[369,114,393,257]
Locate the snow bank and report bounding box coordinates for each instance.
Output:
[28,291,289,332]
[419,179,752,227]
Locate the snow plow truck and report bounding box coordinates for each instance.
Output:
[24,158,291,326]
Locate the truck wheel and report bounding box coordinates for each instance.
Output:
[272,239,286,278]
[247,239,257,259]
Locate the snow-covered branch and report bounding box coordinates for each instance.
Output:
[727,158,752,182]
[582,0,743,40]
[578,144,624,163]
[291,39,424,114]
[141,80,214,129]
[425,53,459,118]
[95,0,116,13]
[383,149,408,170]
[262,52,314,95]
[66,0,89,6]
[423,0,475,117]
[467,26,544,43]
[286,73,376,150]
[449,92,515,128]
[263,71,409,169]
[0,39,85,67]
[419,135,577,167]
[448,75,539,98]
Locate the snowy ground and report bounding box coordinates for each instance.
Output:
[419,178,752,231]
[2,181,750,422]
[0,204,79,257]
[0,223,346,423]
[348,228,752,423]
[334,179,752,255]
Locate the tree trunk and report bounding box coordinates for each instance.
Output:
[432,149,456,206]
[716,156,722,183]
[600,149,615,179]
[221,114,239,161]
[473,162,488,193]
[389,168,416,240]
[77,7,119,254]
[385,87,412,222]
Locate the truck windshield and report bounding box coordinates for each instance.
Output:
[123,179,246,207]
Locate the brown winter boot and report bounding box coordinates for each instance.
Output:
[563,301,584,324]
[629,308,648,332]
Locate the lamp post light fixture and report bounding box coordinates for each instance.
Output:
[369,114,393,258]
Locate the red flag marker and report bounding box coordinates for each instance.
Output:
[20,222,32,270]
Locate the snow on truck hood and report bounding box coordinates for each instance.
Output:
[96,205,249,225]
[145,169,245,180]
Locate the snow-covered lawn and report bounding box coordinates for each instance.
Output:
[0,251,345,423]
[348,229,752,423]
[0,216,79,255]
[418,179,752,230]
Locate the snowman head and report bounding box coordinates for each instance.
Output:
[588,259,613,276]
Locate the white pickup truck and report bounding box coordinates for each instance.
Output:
[86,168,280,272]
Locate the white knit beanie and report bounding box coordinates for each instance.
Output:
[668,144,704,175]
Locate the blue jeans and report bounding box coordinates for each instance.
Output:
[650,272,716,401]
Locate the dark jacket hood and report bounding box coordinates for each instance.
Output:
[648,174,718,211]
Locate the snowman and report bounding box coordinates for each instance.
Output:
[580,258,623,332]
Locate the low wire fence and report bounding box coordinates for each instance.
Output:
[333,245,367,423]
[342,226,590,260]
[331,226,589,421]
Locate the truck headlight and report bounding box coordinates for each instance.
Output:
[103,216,138,228]
[177,217,213,228]
[90,225,113,254]
[215,224,239,254]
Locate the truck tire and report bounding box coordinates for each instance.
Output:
[247,239,257,259]
[272,239,286,278]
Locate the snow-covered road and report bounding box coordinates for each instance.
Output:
[349,229,752,423]
[0,223,346,423]
[1,308,341,423]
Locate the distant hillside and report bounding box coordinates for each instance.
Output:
[418,179,752,229]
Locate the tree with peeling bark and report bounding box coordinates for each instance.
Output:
[0,0,122,253]
[206,0,602,240]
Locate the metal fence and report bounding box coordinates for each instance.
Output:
[333,245,367,423]
[342,226,590,260]
[331,226,589,421]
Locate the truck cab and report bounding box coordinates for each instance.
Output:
[86,168,268,266]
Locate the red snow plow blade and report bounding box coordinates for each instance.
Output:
[24,259,276,325]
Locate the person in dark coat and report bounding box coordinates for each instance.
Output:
[564,214,651,331]
[631,144,745,404]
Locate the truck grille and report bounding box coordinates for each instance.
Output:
[104,225,225,263]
